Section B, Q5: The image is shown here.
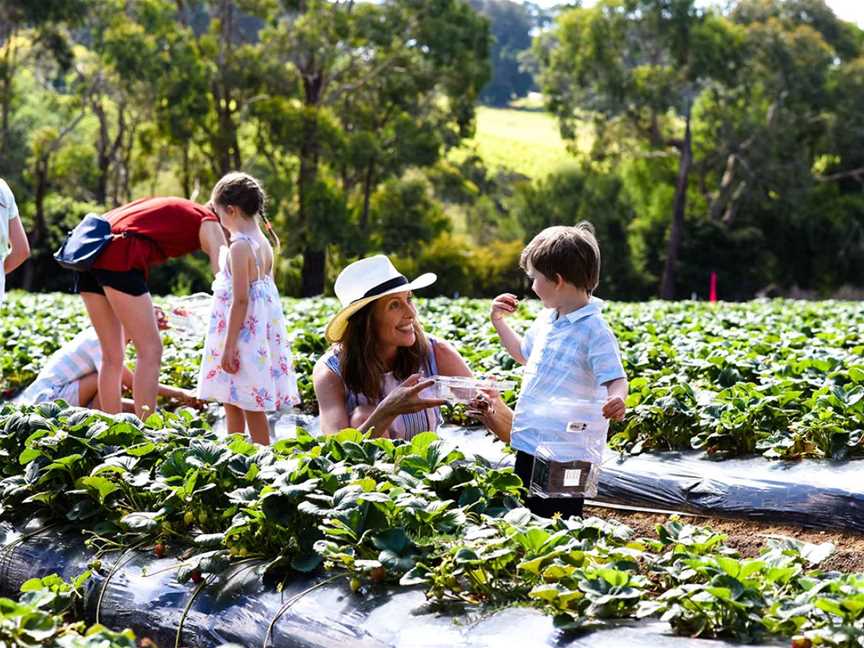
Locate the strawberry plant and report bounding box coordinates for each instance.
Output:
[1,404,864,645]
[0,572,136,647]
[5,293,864,461]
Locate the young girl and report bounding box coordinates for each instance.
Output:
[197,172,300,444]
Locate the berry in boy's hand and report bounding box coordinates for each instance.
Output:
[490,293,519,322]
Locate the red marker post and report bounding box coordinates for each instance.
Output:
[709,271,718,302]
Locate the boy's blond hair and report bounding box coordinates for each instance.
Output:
[519,223,601,294]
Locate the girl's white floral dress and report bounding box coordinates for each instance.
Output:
[197,233,300,411]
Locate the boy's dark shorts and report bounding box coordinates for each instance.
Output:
[75,269,149,297]
[514,450,585,519]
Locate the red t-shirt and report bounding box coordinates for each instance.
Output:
[92,197,218,273]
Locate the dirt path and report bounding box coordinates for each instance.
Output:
[585,505,864,573]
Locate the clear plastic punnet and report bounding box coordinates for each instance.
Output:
[515,396,608,499]
[428,375,516,404]
[162,293,212,336]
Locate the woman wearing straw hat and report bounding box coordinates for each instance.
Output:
[313,255,510,440]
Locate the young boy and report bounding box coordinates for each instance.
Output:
[490,223,627,518]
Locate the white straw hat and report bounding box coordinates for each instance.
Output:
[324,255,436,343]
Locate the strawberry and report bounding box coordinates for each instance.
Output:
[369,566,387,583]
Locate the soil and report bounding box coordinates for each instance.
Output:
[584,504,864,573]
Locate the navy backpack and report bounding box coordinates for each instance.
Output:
[54,213,116,272]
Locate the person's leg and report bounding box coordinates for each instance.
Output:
[81,293,125,413]
[102,287,162,419]
[244,410,270,445]
[76,373,99,407]
[224,403,246,435]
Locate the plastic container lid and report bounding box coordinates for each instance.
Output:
[163,293,212,335]
[430,375,516,403]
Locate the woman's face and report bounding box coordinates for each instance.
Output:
[371,291,418,349]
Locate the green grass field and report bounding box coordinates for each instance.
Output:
[450,105,586,178]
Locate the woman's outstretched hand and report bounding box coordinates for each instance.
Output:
[379,373,447,417]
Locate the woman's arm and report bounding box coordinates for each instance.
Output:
[467,390,514,443]
[313,356,402,437]
[198,220,227,275]
[121,365,200,406]
[4,216,29,274]
[434,338,515,441]
[221,242,251,374]
[433,339,473,377]
[313,358,352,434]
[356,374,441,437]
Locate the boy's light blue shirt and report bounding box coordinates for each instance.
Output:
[511,298,626,456]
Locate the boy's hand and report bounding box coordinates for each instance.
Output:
[466,388,498,420]
[491,293,519,323]
[602,396,626,421]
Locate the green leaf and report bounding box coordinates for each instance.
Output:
[372,528,411,554]
[408,431,438,456]
[529,583,563,602]
[77,476,121,504]
[291,553,323,573]
[121,510,163,531]
[194,533,226,548]
[19,447,42,465]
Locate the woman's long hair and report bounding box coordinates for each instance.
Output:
[338,301,429,402]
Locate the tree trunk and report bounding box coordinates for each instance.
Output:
[299,67,325,296]
[659,111,692,300]
[298,123,324,295]
[22,155,50,291]
[709,153,737,222]
[301,247,326,296]
[0,31,16,164]
[117,119,137,205]
[213,0,240,176]
[359,159,375,232]
[93,98,110,204]
[181,143,192,198]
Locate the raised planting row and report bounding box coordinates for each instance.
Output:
[0,571,136,647]
[2,293,864,460]
[1,402,863,646]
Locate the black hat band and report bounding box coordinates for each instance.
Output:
[359,275,409,301]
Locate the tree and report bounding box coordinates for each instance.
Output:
[254,0,490,296]
[470,0,535,106]
[0,0,87,171]
[371,174,450,255]
[510,164,647,298]
[536,0,742,298]
[693,0,864,291]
